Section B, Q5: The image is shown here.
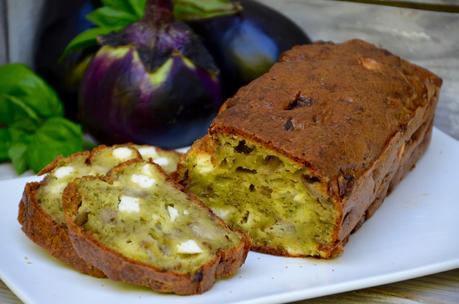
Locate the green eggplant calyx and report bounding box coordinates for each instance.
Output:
[148,58,174,86]
[98,45,132,60]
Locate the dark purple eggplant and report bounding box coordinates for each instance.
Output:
[188,0,311,97]
[34,0,97,121]
[80,0,222,149]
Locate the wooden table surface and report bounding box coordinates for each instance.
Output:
[0,0,458,303]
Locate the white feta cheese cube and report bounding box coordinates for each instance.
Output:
[138,147,158,159]
[153,157,170,167]
[54,166,74,178]
[212,207,231,219]
[48,182,67,194]
[142,164,152,175]
[118,196,140,213]
[195,154,214,174]
[167,206,179,221]
[131,174,156,188]
[113,147,133,159]
[176,240,203,254]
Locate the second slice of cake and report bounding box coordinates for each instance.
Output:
[63,160,250,295]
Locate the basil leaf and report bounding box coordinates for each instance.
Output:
[0,128,11,162]
[0,64,87,173]
[87,7,138,29]
[8,119,39,143]
[0,64,63,123]
[63,27,114,58]
[128,0,146,18]
[8,143,28,174]
[26,117,83,173]
[0,95,40,125]
[101,0,139,14]
[174,0,241,21]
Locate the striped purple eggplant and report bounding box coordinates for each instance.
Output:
[79,0,222,149]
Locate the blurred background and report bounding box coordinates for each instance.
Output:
[1,0,458,143]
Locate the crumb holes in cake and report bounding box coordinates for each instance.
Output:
[220,159,228,167]
[75,211,89,226]
[303,174,320,184]
[201,185,214,197]
[338,171,354,198]
[235,140,254,154]
[284,118,294,131]
[260,186,273,197]
[236,167,257,174]
[249,184,255,192]
[192,271,204,282]
[240,211,250,224]
[285,93,315,110]
[263,155,282,169]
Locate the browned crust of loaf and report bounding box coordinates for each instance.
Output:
[88,144,142,163]
[206,39,442,258]
[63,159,250,295]
[17,145,144,277]
[18,182,105,277]
[38,151,91,175]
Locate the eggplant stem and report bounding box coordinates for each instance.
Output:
[144,0,174,24]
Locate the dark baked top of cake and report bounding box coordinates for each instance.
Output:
[210,39,442,181]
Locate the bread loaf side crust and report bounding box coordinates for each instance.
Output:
[208,39,442,257]
[17,146,144,276]
[18,151,106,277]
[63,160,250,295]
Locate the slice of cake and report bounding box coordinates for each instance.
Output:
[63,160,250,295]
[18,145,180,276]
[179,39,442,258]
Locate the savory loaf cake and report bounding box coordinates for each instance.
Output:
[18,145,180,276]
[63,160,250,295]
[180,39,442,258]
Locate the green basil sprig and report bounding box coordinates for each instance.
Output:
[63,0,241,57]
[0,64,86,174]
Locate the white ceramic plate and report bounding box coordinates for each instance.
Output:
[1,128,458,304]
